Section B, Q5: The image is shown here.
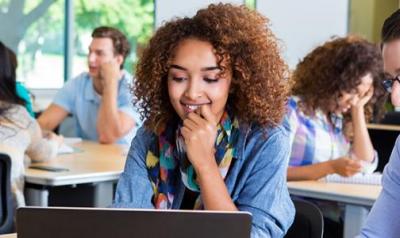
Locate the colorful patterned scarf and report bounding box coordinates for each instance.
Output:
[146,111,239,209]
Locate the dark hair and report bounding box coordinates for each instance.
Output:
[0,41,26,117]
[291,35,386,130]
[382,9,400,43]
[134,3,288,130]
[92,26,131,69]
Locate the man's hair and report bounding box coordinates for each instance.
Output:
[92,26,131,69]
[382,9,400,43]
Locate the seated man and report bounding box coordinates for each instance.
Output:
[38,26,140,145]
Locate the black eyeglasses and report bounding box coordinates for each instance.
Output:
[382,74,400,93]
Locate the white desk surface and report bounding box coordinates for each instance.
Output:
[287,180,382,206]
[25,141,127,186]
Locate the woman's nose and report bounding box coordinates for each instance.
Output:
[184,78,202,99]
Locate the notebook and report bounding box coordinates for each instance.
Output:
[325,173,382,185]
[17,207,252,238]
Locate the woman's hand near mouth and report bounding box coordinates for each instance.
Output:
[181,104,218,172]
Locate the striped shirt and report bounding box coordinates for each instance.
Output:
[284,96,377,172]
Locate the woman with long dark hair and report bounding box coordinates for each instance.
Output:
[0,41,62,207]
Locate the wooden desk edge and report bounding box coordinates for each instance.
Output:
[367,123,400,131]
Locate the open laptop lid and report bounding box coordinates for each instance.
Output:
[17,207,252,238]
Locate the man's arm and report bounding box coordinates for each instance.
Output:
[38,104,69,131]
[96,61,135,144]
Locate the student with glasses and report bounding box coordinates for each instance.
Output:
[382,73,400,93]
[360,9,400,238]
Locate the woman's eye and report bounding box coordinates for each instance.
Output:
[204,77,219,83]
[171,77,186,82]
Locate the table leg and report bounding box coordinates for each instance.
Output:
[343,204,370,238]
[25,187,49,206]
[92,181,115,207]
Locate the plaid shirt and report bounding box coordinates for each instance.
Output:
[284,96,377,172]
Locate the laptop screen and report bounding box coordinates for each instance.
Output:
[17,207,252,238]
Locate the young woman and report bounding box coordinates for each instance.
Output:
[113,4,294,237]
[0,41,62,207]
[284,36,385,237]
[285,36,384,181]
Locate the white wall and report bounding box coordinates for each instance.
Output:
[155,0,244,27]
[257,0,349,69]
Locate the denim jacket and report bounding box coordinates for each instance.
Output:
[113,123,295,237]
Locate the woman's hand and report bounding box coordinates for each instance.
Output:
[180,105,218,172]
[353,87,374,109]
[43,130,64,147]
[329,157,362,177]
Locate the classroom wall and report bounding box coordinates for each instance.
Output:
[155,0,244,28]
[350,0,398,43]
[256,0,349,69]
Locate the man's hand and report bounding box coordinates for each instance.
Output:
[99,59,120,88]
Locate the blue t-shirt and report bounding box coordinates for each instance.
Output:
[53,71,141,145]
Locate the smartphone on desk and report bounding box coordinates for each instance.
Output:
[28,165,69,172]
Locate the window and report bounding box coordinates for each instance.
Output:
[0,0,65,89]
[0,0,154,89]
[73,0,154,78]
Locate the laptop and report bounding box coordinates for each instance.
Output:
[17,207,252,238]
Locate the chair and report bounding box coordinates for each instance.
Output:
[0,153,14,234]
[285,199,324,238]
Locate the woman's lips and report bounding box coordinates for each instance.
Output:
[181,102,210,113]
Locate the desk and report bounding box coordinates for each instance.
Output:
[288,181,382,238]
[0,234,16,238]
[367,123,400,131]
[25,141,127,207]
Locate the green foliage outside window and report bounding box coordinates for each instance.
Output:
[0,0,154,88]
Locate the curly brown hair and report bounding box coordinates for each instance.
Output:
[290,35,386,123]
[134,3,288,131]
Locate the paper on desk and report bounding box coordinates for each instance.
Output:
[64,137,82,144]
[57,137,83,154]
[326,173,382,185]
[58,143,75,154]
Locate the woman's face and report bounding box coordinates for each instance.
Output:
[167,38,232,121]
[335,73,373,114]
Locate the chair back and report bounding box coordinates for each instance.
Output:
[285,199,324,238]
[0,153,14,234]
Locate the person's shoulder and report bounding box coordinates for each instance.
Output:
[391,135,400,163]
[120,70,133,84]
[287,96,303,114]
[1,103,34,125]
[240,122,290,167]
[246,123,288,141]
[6,103,30,116]
[132,125,157,144]
[62,72,90,89]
